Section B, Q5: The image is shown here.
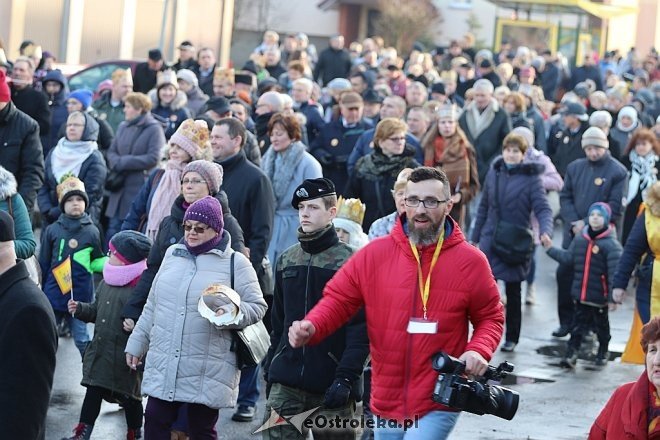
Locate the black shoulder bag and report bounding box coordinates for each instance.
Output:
[490,170,535,266]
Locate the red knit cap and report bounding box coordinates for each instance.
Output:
[0,70,10,103]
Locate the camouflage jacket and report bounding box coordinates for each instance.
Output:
[266,224,369,397]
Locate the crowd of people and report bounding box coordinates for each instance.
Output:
[0,30,660,439]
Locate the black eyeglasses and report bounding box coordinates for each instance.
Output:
[404,197,448,209]
[183,223,209,234]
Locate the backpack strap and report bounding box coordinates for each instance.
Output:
[230,252,235,289]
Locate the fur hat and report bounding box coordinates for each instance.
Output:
[57,176,89,211]
[291,178,336,209]
[170,119,211,161]
[184,196,224,234]
[183,160,224,195]
[589,202,611,225]
[0,71,9,103]
[581,127,609,149]
[109,230,152,264]
[0,210,15,242]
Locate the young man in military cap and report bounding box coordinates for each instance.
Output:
[263,177,369,440]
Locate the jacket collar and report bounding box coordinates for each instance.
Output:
[298,224,339,255]
[216,149,246,172]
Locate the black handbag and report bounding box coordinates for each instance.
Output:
[490,171,534,266]
[105,169,125,191]
[228,253,271,368]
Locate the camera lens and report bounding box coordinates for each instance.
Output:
[489,386,520,420]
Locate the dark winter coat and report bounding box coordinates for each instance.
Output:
[132,62,164,94]
[568,65,603,91]
[540,63,560,102]
[313,47,352,86]
[459,100,512,184]
[56,110,115,153]
[10,84,51,145]
[613,212,654,324]
[265,225,368,399]
[243,130,263,166]
[347,129,423,175]
[526,106,547,153]
[38,149,107,226]
[149,89,192,139]
[310,118,372,194]
[472,158,553,282]
[559,154,628,248]
[346,146,420,232]
[547,121,588,178]
[121,192,246,321]
[216,149,274,275]
[76,281,142,400]
[39,213,105,311]
[0,101,45,211]
[105,113,165,219]
[192,66,216,97]
[298,101,326,146]
[40,69,70,154]
[120,167,167,233]
[0,261,57,440]
[547,225,622,305]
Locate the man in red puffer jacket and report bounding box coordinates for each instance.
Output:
[289,167,504,439]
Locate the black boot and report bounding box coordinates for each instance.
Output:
[560,349,578,369]
[595,346,609,366]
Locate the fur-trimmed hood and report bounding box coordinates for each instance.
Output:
[0,166,18,200]
[148,88,188,111]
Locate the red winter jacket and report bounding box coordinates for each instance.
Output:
[305,215,504,420]
[589,371,660,439]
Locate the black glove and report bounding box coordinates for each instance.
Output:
[323,377,352,409]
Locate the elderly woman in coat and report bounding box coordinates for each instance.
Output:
[125,196,266,438]
[472,132,553,353]
[262,113,322,271]
[105,92,165,241]
[38,111,107,226]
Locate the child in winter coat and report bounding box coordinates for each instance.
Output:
[542,202,623,368]
[39,176,106,357]
[63,230,152,440]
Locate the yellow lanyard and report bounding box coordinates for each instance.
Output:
[409,231,444,320]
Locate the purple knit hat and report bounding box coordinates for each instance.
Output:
[184,196,224,234]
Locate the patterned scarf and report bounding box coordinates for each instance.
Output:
[146,160,186,241]
[356,147,413,181]
[627,150,658,204]
[647,380,660,436]
[261,141,306,206]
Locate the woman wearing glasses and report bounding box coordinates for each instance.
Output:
[121,119,213,240]
[472,132,553,352]
[37,111,107,227]
[346,117,420,232]
[126,195,266,438]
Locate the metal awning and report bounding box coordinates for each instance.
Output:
[486,0,638,19]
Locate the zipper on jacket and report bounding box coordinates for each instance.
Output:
[580,241,593,302]
[300,254,313,381]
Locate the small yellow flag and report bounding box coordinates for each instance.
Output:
[52,256,72,295]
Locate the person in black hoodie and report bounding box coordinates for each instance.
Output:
[40,69,69,154]
[264,178,368,440]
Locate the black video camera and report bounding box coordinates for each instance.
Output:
[431,352,519,420]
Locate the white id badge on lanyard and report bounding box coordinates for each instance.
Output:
[407,318,438,334]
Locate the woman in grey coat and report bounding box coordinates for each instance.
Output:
[262,113,322,271]
[105,92,165,241]
[125,196,266,438]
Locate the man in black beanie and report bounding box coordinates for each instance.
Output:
[0,210,58,439]
[263,178,368,439]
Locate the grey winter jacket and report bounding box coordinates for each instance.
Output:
[125,234,266,409]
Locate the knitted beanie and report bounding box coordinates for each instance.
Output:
[170,119,211,160]
[581,127,609,149]
[182,160,224,195]
[589,110,612,129]
[109,230,152,264]
[57,176,89,211]
[183,196,224,234]
[589,202,612,225]
[511,126,535,150]
[68,89,93,109]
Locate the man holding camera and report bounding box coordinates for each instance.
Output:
[289,167,504,439]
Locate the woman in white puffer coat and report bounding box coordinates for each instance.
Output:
[125,196,266,438]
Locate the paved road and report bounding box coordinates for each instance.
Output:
[46,229,644,439]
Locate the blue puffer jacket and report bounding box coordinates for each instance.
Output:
[41,69,69,154]
[547,225,622,305]
[472,157,553,282]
